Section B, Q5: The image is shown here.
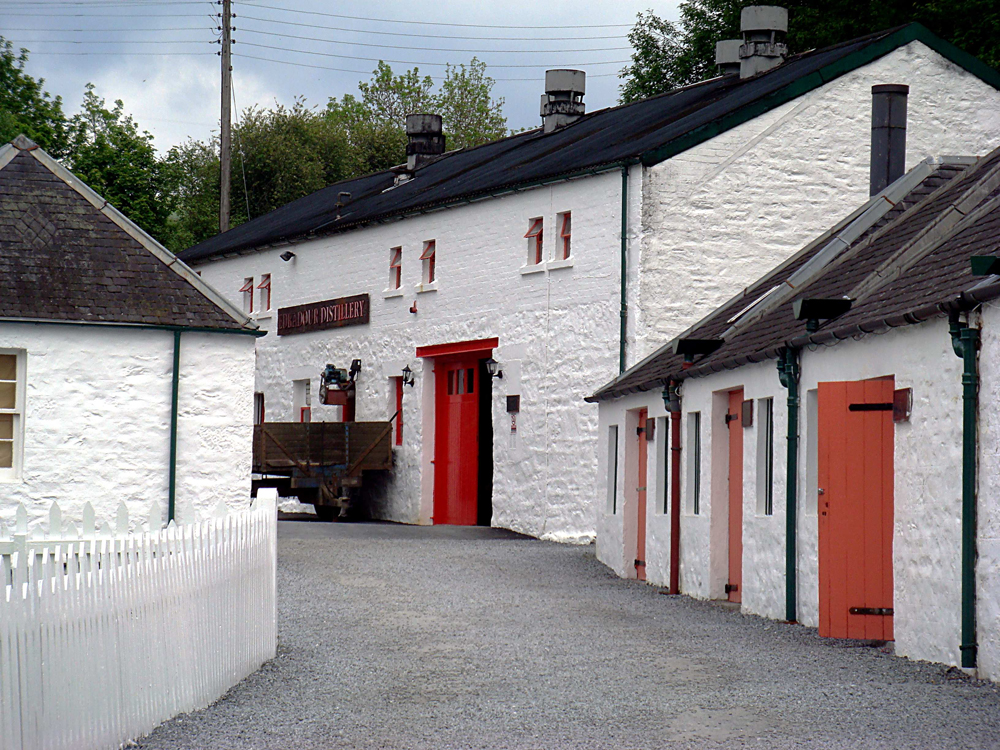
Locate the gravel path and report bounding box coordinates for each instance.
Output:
[137,521,1000,749]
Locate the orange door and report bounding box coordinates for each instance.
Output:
[727,390,744,603]
[433,357,480,525]
[818,378,894,640]
[635,410,648,581]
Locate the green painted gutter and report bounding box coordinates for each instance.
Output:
[168,331,181,524]
[620,165,629,373]
[0,317,263,337]
[777,347,800,622]
[950,315,980,669]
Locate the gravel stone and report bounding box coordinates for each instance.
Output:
[136,521,1000,749]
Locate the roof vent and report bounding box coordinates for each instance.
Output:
[739,6,788,78]
[715,40,742,76]
[540,69,586,133]
[405,113,446,172]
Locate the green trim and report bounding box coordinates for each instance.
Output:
[777,348,800,623]
[640,24,1000,168]
[620,166,629,373]
[0,317,265,337]
[168,331,181,525]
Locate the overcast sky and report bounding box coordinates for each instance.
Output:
[3,0,682,152]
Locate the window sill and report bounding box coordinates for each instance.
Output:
[253,311,273,321]
[519,264,546,276]
[383,288,404,299]
[415,281,438,294]
[548,257,574,271]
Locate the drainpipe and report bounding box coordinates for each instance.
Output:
[950,313,979,669]
[663,380,682,594]
[619,165,629,373]
[777,347,800,623]
[168,331,182,524]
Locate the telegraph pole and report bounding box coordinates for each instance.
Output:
[219,0,232,233]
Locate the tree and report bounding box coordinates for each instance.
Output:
[0,38,72,156]
[159,137,220,253]
[433,59,507,151]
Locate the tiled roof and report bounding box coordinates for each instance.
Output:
[589,151,1000,401]
[0,138,255,332]
[181,24,1000,264]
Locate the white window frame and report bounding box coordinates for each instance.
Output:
[0,350,26,482]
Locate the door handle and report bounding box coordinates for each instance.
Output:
[818,488,825,495]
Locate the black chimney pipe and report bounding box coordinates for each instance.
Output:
[870,84,909,196]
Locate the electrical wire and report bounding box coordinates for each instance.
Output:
[24,50,215,55]
[2,27,212,32]
[4,39,213,44]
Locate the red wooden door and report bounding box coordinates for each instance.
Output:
[635,410,648,581]
[818,378,894,640]
[433,357,480,525]
[727,389,744,603]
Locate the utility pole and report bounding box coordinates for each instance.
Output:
[219,0,232,233]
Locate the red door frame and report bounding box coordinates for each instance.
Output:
[818,377,894,640]
[727,389,744,603]
[635,410,648,581]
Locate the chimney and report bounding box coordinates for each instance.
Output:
[405,113,445,171]
[739,6,788,78]
[540,69,586,133]
[715,39,742,75]
[870,84,909,196]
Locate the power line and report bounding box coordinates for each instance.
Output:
[238,2,633,29]
[24,50,215,55]
[2,27,212,31]
[236,26,630,54]
[5,39,212,44]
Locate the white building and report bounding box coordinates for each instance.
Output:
[182,19,1000,541]
[589,144,1000,680]
[0,135,260,531]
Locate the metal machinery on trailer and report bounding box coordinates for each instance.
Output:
[252,362,395,520]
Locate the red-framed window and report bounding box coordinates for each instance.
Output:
[240,277,254,313]
[394,377,404,446]
[389,247,402,290]
[420,240,436,284]
[257,274,271,311]
[525,218,543,265]
[558,212,572,259]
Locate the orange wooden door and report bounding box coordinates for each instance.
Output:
[727,389,744,603]
[818,378,894,640]
[635,410,648,581]
[433,358,480,525]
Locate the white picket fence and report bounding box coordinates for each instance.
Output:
[0,490,278,750]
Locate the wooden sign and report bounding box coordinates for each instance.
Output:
[277,294,369,336]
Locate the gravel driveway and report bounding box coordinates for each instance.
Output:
[136,521,1000,749]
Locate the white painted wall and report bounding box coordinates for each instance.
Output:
[0,322,256,531]
[194,170,632,542]
[976,301,1000,682]
[635,41,1000,360]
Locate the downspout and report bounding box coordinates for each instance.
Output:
[619,165,629,373]
[168,330,182,524]
[664,381,682,594]
[777,347,800,623]
[950,312,979,669]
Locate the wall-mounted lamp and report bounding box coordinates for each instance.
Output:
[280,251,296,262]
[485,357,503,379]
[349,359,362,381]
[401,365,415,387]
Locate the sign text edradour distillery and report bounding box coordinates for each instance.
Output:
[277,294,370,336]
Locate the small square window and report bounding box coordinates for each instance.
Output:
[420,240,436,284]
[0,351,25,479]
[257,274,271,311]
[558,212,571,259]
[524,218,543,265]
[389,247,402,290]
[240,277,254,314]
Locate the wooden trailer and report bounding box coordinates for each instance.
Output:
[252,421,393,520]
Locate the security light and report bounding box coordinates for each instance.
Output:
[485,357,503,379]
[280,251,296,262]
[401,365,415,387]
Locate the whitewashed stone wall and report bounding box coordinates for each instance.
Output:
[976,301,1000,682]
[0,323,256,531]
[194,170,635,542]
[635,41,1000,360]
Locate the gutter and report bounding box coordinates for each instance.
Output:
[0,317,265,337]
[620,165,629,373]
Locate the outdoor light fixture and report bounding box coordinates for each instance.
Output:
[349,359,362,381]
[792,297,853,332]
[401,365,415,387]
[672,337,723,368]
[485,357,503,379]
[280,251,296,262]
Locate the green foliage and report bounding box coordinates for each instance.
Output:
[159,138,220,253]
[619,0,1000,102]
[0,38,71,156]
[433,59,508,150]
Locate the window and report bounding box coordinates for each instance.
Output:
[240,277,254,314]
[607,425,619,513]
[392,377,403,446]
[525,218,543,265]
[0,352,24,478]
[257,274,271,311]
[688,412,701,515]
[656,416,669,514]
[757,398,774,516]
[558,212,572,259]
[389,247,402,290]
[446,366,475,395]
[254,392,265,425]
[420,240,436,284]
[292,379,311,423]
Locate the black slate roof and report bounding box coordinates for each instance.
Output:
[588,147,1000,401]
[0,139,254,331]
[181,24,1000,264]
